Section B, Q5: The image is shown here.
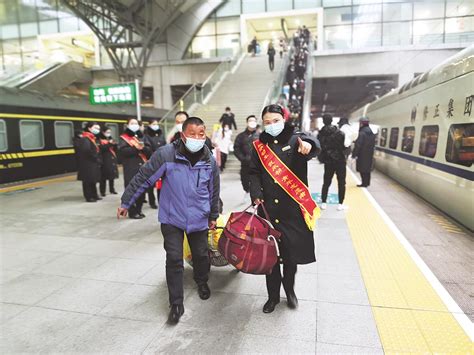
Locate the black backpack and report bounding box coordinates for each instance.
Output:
[318,126,345,163]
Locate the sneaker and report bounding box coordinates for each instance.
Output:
[320,203,327,210]
[337,204,348,211]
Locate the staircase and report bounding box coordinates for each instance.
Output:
[192,54,281,131]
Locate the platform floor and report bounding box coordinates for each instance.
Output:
[0,161,472,353]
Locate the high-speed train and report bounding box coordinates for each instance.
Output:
[350,45,473,231]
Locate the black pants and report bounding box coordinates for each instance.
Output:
[99,179,115,195]
[82,181,99,200]
[220,152,228,171]
[147,187,160,206]
[266,261,297,301]
[269,57,275,71]
[360,172,371,187]
[321,160,346,204]
[240,163,250,193]
[161,224,210,305]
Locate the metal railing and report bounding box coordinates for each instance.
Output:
[302,42,314,132]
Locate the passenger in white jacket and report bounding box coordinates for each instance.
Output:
[338,117,355,157]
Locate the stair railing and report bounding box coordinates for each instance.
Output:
[301,42,314,132]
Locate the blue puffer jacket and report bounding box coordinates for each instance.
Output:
[121,140,220,233]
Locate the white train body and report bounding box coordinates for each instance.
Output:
[350,45,474,231]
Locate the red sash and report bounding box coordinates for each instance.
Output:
[83,132,99,152]
[100,139,117,158]
[120,134,148,163]
[253,140,319,231]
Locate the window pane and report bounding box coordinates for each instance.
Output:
[1,23,20,39]
[216,17,240,34]
[106,123,119,141]
[196,19,216,36]
[20,22,38,37]
[267,0,293,12]
[446,1,474,17]
[383,22,412,46]
[217,34,240,56]
[323,0,352,7]
[413,19,444,44]
[37,0,58,21]
[413,1,445,20]
[54,121,73,148]
[445,17,474,43]
[389,127,399,149]
[217,0,241,17]
[402,126,415,152]
[242,0,265,14]
[445,123,474,166]
[353,23,381,47]
[0,120,7,152]
[39,20,59,34]
[380,128,387,147]
[20,120,44,150]
[383,3,412,21]
[324,25,352,49]
[324,7,353,26]
[59,17,79,32]
[419,125,439,158]
[191,36,217,58]
[295,0,322,9]
[353,4,382,23]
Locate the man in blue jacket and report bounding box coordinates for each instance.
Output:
[117,117,220,325]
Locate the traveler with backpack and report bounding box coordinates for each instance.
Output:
[318,114,347,211]
[117,117,220,325]
[249,104,320,314]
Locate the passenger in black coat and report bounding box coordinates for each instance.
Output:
[233,115,260,193]
[249,104,320,314]
[118,118,152,219]
[352,117,376,187]
[99,126,119,196]
[76,122,102,202]
[219,107,237,130]
[144,120,166,208]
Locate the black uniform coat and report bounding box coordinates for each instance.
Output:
[352,125,376,173]
[99,134,119,180]
[249,123,321,265]
[144,127,166,154]
[118,129,152,187]
[76,133,102,183]
[234,128,260,165]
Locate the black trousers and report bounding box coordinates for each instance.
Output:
[128,193,144,216]
[360,172,371,187]
[147,187,160,206]
[161,224,210,305]
[269,57,275,71]
[240,163,251,193]
[266,261,297,301]
[220,152,228,171]
[321,160,346,204]
[99,179,115,195]
[82,181,99,200]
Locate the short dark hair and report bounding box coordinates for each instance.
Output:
[225,107,231,111]
[338,117,349,127]
[84,121,99,131]
[175,111,189,119]
[149,119,159,124]
[127,117,138,124]
[261,104,284,119]
[246,115,256,122]
[102,125,112,132]
[182,116,205,131]
[322,114,333,125]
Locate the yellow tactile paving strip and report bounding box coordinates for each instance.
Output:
[0,175,75,193]
[344,174,473,353]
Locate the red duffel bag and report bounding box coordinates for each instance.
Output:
[218,203,281,275]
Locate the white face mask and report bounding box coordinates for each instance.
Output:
[264,120,285,137]
[248,121,257,129]
[128,124,140,132]
[176,123,183,132]
[150,124,160,131]
[104,132,112,138]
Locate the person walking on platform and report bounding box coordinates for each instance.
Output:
[168,111,188,143]
[144,119,166,208]
[99,126,118,196]
[118,118,152,219]
[117,116,220,325]
[267,42,276,71]
[318,114,347,211]
[234,115,259,196]
[352,117,376,187]
[76,122,102,202]
[212,124,233,172]
[219,107,237,131]
[249,104,320,314]
[338,117,355,158]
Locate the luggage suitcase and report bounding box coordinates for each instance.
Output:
[218,204,281,275]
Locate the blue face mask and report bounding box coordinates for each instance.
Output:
[91,128,100,135]
[184,136,205,153]
[264,120,284,137]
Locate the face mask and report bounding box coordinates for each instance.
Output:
[104,132,111,138]
[176,123,183,132]
[91,128,100,135]
[128,124,140,132]
[184,136,206,153]
[264,120,284,137]
[150,124,160,131]
[248,121,257,129]
[224,127,230,132]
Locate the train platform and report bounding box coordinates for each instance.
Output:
[1,161,473,354]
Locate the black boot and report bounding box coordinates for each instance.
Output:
[198,283,211,300]
[167,304,184,325]
[286,291,298,309]
[263,298,280,313]
[110,190,118,194]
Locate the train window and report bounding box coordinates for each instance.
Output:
[445,123,474,167]
[54,121,74,148]
[389,128,399,149]
[20,120,44,150]
[419,125,439,158]
[380,128,387,147]
[0,120,7,152]
[402,126,415,153]
[105,123,119,141]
